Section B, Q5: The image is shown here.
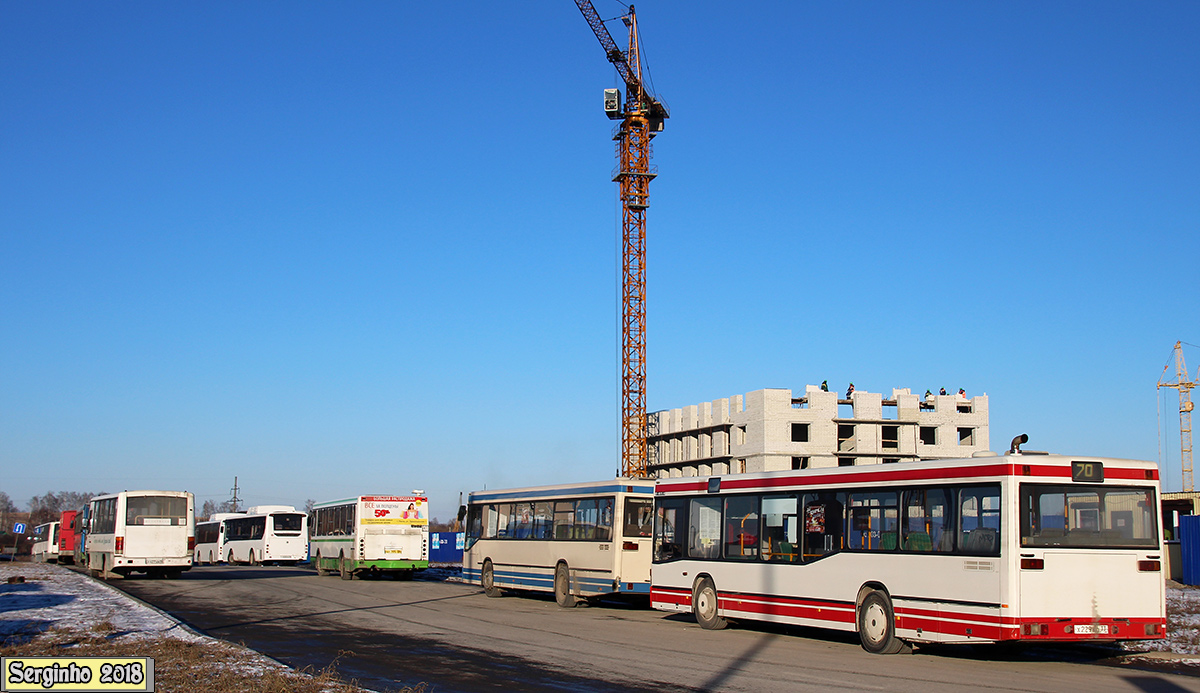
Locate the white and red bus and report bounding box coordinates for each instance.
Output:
[651,451,1165,653]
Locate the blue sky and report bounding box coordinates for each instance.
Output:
[2,2,1198,518]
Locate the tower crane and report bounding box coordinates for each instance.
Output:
[1159,341,1197,491]
[574,2,668,479]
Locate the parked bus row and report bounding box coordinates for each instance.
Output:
[461,450,1168,654]
[53,491,431,580]
[48,448,1167,654]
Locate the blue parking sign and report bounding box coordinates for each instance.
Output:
[12,523,26,534]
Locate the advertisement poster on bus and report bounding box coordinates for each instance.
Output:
[360,496,428,525]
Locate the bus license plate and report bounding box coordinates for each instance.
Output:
[1074,624,1108,634]
[145,558,163,564]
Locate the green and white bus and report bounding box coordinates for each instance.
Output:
[309,495,429,579]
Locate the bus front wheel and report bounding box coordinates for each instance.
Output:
[554,562,576,608]
[857,590,908,654]
[693,577,727,630]
[482,560,502,598]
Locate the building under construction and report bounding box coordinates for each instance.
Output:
[649,385,989,478]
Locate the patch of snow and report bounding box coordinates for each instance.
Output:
[1,563,203,642]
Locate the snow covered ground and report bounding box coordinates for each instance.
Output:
[0,562,204,642]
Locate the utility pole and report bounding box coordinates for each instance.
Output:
[229,477,242,512]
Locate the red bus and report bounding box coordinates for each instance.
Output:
[57,510,80,565]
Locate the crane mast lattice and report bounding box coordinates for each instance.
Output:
[575,2,668,479]
[1159,341,1197,492]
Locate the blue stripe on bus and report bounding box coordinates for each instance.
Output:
[463,566,637,596]
[469,484,653,502]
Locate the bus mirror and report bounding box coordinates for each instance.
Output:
[457,505,467,523]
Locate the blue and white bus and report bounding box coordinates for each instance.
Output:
[462,478,655,606]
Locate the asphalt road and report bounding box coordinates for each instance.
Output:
[108,566,1200,693]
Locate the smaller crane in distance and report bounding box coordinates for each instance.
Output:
[574,1,669,479]
[1159,341,1197,491]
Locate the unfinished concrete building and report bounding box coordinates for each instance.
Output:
[648,385,990,478]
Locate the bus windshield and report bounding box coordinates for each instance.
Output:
[1020,484,1157,549]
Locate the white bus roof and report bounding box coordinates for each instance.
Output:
[90,490,192,502]
[468,478,655,503]
[245,505,298,514]
[655,452,1158,496]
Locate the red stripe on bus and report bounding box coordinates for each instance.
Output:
[656,462,1156,494]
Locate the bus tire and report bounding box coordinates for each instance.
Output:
[339,556,353,580]
[315,553,330,577]
[249,550,259,566]
[482,560,503,598]
[228,550,236,566]
[858,590,907,654]
[693,577,727,630]
[554,562,576,608]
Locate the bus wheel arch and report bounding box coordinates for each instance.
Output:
[481,559,502,598]
[856,586,909,654]
[554,561,577,608]
[692,575,727,630]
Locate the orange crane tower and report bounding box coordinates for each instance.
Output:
[1159,341,1197,491]
[575,2,669,479]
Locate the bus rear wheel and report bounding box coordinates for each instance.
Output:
[315,553,330,576]
[554,562,576,608]
[249,550,259,566]
[693,577,727,630]
[339,556,353,580]
[482,560,502,597]
[858,590,908,654]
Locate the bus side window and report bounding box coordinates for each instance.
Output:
[724,495,760,560]
[623,498,654,538]
[958,485,1001,555]
[759,495,798,562]
[687,498,722,559]
[801,493,845,561]
[596,497,614,542]
[465,505,483,548]
[654,498,687,561]
[512,503,534,539]
[533,501,554,539]
[846,491,898,551]
[902,488,951,553]
[553,501,575,540]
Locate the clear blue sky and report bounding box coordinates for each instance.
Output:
[3,2,1198,519]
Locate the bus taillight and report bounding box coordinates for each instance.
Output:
[114,537,123,555]
[1020,623,1047,636]
[187,536,195,551]
[1145,622,1162,636]
[623,542,638,551]
[1138,560,1161,572]
[1020,558,1043,570]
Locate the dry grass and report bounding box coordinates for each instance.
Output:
[0,629,425,693]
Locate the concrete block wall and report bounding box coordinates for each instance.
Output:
[649,385,990,478]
